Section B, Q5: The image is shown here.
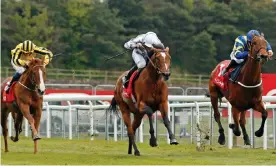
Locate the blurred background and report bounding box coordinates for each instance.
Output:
[1,0,276,85]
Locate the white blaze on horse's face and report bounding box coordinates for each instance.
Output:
[160,52,168,70]
[38,69,45,92]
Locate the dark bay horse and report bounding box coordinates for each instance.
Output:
[1,58,46,154]
[108,47,178,156]
[209,35,272,145]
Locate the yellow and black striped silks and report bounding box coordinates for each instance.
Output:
[11,41,53,67]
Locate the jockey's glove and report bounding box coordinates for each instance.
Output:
[268,50,273,57]
[135,43,144,49]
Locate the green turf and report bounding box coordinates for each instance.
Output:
[1,137,276,165]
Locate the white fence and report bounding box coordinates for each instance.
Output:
[7,95,276,150]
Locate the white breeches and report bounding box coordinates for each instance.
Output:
[11,60,25,74]
[132,49,147,69]
[230,51,245,64]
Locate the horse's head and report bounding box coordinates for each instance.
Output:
[150,47,171,81]
[249,34,271,63]
[25,58,46,95]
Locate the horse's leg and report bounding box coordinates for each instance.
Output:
[138,102,158,146]
[253,102,267,137]
[1,108,10,152]
[119,103,137,155]
[229,107,241,136]
[209,84,225,145]
[239,111,250,145]
[19,103,39,139]
[159,101,178,145]
[33,107,42,154]
[11,112,23,142]
[132,113,144,156]
[147,113,157,147]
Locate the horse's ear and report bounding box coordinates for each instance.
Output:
[252,33,256,38]
[261,32,265,37]
[165,47,169,52]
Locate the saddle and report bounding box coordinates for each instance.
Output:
[213,61,243,90]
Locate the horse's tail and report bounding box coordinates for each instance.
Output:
[106,97,120,118]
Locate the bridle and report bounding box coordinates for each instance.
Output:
[144,49,171,75]
[248,36,269,62]
[237,36,267,88]
[18,65,45,91]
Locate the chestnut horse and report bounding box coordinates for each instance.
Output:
[1,58,46,154]
[209,35,272,145]
[108,47,178,156]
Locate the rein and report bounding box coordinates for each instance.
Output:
[237,36,265,89]
[18,81,36,91]
[144,50,171,74]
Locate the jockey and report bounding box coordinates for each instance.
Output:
[122,32,165,88]
[222,30,273,78]
[5,40,53,93]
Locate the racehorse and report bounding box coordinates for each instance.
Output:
[107,47,178,156]
[1,58,46,154]
[208,34,272,145]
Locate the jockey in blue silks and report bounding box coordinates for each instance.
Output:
[222,30,273,81]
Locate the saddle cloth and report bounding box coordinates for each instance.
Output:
[122,71,138,98]
[213,61,234,90]
[2,82,17,103]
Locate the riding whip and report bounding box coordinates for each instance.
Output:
[105,50,131,62]
[53,53,63,57]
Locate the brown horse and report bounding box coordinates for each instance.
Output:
[1,58,46,154]
[209,34,272,145]
[108,47,178,156]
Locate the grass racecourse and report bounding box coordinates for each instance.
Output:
[1,137,276,165]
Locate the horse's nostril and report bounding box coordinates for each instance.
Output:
[38,89,45,95]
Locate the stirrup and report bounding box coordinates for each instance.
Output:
[221,68,228,76]
[229,78,236,83]
[5,85,11,93]
[122,76,129,87]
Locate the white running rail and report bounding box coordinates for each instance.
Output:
[7,95,276,150]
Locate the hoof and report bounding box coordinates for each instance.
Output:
[170,138,179,145]
[243,135,251,145]
[33,135,41,141]
[229,123,235,129]
[10,136,19,142]
[134,150,140,156]
[149,137,158,147]
[204,135,210,140]
[218,134,225,145]
[4,150,9,152]
[233,130,241,136]
[255,129,263,137]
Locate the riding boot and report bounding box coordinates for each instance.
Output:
[222,60,238,76]
[5,72,21,94]
[122,65,138,88]
[133,68,144,82]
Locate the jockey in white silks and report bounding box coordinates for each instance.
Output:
[122,32,165,88]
